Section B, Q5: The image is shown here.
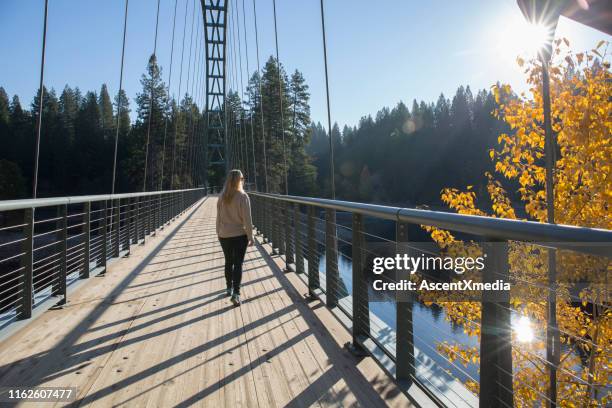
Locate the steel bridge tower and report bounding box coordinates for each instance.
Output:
[201,0,228,188]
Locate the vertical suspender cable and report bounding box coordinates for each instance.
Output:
[233,0,249,180]
[196,26,207,187]
[160,0,179,191]
[182,0,196,187]
[189,17,203,187]
[142,0,162,192]
[271,0,288,195]
[111,0,129,195]
[32,0,49,198]
[241,0,257,189]
[235,0,251,184]
[172,0,190,189]
[190,18,202,187]
[185,9,199,187]
[229,5,244,173]
[229,9,242,172]
[108,0,128,246]
[319,0,335,199]
[252,0,268,192]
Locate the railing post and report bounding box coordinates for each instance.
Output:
[285,201,294,270]
[52,204,67,305]
[395,221,415,382]
[19,208,34,319]
[261,197,268,242]
[294,203,304,274]
[159,194,165,230]
[278,200,286,256]
[81,202,90,278]
[307,205,319,297]
[479,240,513,408]
[256,196,261,234]
[325,208,339,307]
[264,197,270,243]
[137,197,144,244]
[271,199,278,254]
[148,195,154,237]
[101,200,108,272]
[348,213,369,354]
[123,198,131,252]
[113,199,120,257]
[128,197,135,248]
[156,194,161,231]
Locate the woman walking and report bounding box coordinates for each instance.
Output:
[216,169,253,306]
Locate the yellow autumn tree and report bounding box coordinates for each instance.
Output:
[424,40,611,407]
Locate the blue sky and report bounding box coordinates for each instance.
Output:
[0,0,609,128]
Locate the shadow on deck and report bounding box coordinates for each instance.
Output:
[0,197,411,407]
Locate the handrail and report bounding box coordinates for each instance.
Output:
[248,191,612,407]
[251,192,612,257]
[0,187,208,328]
[0,187,208,212]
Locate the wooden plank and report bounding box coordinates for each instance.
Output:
[0,197,414,408]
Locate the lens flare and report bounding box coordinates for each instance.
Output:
[496,16,554,61]
[514,315,534,343]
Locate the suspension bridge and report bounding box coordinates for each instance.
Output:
[0,1,610,407]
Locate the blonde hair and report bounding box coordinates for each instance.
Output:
[220,169,244,205]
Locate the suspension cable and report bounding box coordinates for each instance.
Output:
[142,0,162,192]
[110,0,129,195]
[159,0,179,192]
[272,0,288,195]
[252,0,268,192]
[185,8,198,186]
[228,6,244,173]
[228,33,240,172]
[319,0,336,199]
[234,0,250,181]
[182,0,196,187]
[228,7,242,172]
[241,0,258,189]
[199,18,207,185]
[107,0,129,243]
[232,0,249,182]
[32,0,49,198]
[172,0,190,189]
[188,14,203,187]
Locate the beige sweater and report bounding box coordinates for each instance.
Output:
[216,191,253,241]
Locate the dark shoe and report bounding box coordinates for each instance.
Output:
[231,294,241,306]
[226,287,233,297]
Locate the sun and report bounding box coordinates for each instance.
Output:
[496,14,555,61]
[513,315,535,343]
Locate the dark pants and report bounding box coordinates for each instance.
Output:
[219,235,248,295]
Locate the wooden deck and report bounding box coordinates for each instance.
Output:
[0,197,412,407]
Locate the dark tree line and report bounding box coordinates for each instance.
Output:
[0,55,206,200]
[307,85,511,208]
[224,56,317,196]
[1,51,510,208]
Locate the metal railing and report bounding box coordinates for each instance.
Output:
[0,187,211,325]
[249,192,611,408]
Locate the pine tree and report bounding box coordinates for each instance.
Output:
[74,91,103,193]
[99,84,114,142]
[287,70,316,195]
[126,55,168,191]
[0,88,11,161]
